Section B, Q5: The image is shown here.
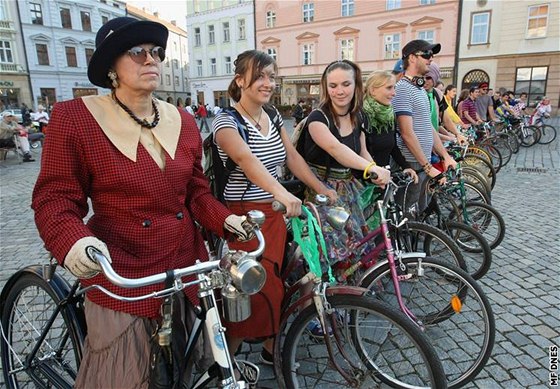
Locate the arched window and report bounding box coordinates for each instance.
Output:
[461,69,489,90]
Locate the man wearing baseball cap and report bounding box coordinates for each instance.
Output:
[392,39,456,215]
[475,82,497,122]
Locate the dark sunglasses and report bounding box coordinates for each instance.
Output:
[127,46,165,63]
[414,50,434,60]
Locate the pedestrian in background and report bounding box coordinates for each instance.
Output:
[31,17,252,388]
[475,82,497,122]
[292,99,305,125]
[196,103,210,132]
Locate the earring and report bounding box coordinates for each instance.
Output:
[108,70,119,88]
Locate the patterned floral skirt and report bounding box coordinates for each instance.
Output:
[305,164,375,267]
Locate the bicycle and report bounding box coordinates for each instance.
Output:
[287,178,495,388]
[532,115,557,145]
[1,210,270,389]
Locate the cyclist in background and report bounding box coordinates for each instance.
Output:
[531,96,551,125]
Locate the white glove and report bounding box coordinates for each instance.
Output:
[224,214,256,242]
[64,236,112,279]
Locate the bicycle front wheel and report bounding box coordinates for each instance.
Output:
[537,124,557,144]
[361,257,495,389]
[450,201,506,249]
[281,294,447,389]
[1,273,84,389]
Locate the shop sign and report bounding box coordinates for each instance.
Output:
[192,82,207,89]
[74,82,95,87]
[0,80,15,87]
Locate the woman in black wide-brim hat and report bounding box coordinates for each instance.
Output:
[32,17,255,388]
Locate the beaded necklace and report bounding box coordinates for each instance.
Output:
[112,92,160,129]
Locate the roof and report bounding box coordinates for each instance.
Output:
[126,4,187,37]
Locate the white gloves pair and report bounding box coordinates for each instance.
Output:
[64,236,112,279]
[224,214,256,242]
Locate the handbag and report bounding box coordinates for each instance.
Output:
[148,273,188,389]
[359,182,382,231]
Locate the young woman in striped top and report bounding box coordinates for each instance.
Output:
[212,50,337,367]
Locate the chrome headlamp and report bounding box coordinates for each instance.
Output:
[220,251,266,295]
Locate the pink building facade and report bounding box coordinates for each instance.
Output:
[255,0,459,106]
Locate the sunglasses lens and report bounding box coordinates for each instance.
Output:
[128,47,165,63]
[421,51,433,59]
[152,47,165,62]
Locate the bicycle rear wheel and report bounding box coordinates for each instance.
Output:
[281,294,447,389]
[1,272,84,389]
[360,257,495,389]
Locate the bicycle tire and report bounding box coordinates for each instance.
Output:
[1,273,84,389]
[395,220,467,272]
[360,257,495,389]
[480,144,502,173]
[463,155,497,190]
[537,124,557,145]
[460,165,492,195]
[519,125,539,147]
[281,294,447,389]
[489,135,512,167]
[450,201,506,249]
[443,221,492,280]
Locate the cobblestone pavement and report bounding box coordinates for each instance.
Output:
[0,118,558,388]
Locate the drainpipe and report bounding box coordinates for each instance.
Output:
[453,0,463,88]
[15,2,34,107]
[252,0,257,49]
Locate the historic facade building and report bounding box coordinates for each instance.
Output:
[255,0,459,106]
[457,0,559,112]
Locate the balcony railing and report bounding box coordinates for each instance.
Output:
[0,63,21,73]
[0,20,13,30]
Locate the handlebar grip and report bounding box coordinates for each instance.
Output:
[271,200,286,213]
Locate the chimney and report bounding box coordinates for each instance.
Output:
[153,11,159,18]
[171,20,176,26]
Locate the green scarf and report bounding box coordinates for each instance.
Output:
[363,96,394,134]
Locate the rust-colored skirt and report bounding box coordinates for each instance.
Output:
[224,201,287,338]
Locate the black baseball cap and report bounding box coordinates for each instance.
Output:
[402,39,441,59]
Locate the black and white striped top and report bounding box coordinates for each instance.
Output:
[212,107,286,201]
[393,79,434,163]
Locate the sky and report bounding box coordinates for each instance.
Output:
[128,0,188,30]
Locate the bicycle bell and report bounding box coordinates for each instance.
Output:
[327,207,350,231]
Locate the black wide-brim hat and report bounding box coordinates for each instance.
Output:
[88,17,169,88]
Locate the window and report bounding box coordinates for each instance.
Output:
[36,43,49,65]
[30,3,43,25]
[81,11,92,32]
[386,0,401,10]
[194,27,201,46]
[210,58,216,76]
[101,15,109,25]
[65,46,77,67]
[225,56,232,74]
[384,33,400,59]
[340,39,354,60]
[417,30,434,43]
[85,48,94,65]
[223,22,230,42]
[60,8,72,29]
[174,76,180,86]
[238,19,246,40]
[527,4,549,38]
[196,60,202,77]
[470,12,490,44]
[165,59,170,67]
[0,41,13,63]
[0,2,6,20]
[266,11,276,28]
[165,75,171,85]
[420,0,435,4]
[303,44,314,65]
[303,3,314,22]
[342,0,354,16]
[515,67,548,104]
[208,25,215,44]
[267,48,277,61]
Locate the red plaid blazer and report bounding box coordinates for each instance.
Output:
[32,98,231,318]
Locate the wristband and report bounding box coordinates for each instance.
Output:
[422,163,432,174]
[363,161,377,180]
